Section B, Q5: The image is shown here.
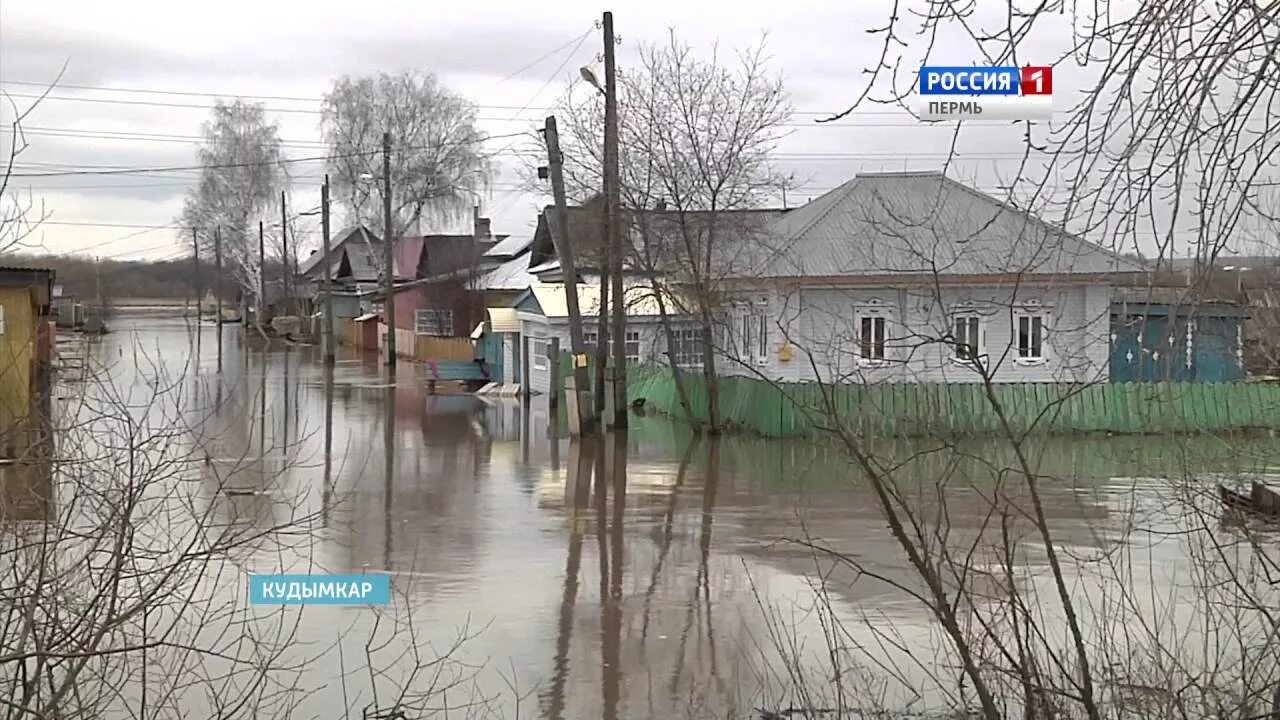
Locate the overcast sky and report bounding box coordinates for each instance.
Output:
[1,0,1271,262]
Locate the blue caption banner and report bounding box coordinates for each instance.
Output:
[918,67,1020,96]
[249,574,392,605]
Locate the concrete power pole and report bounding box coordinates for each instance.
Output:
[382,131,397,369]
[322,176,336,364]
[215,227,223,373]
[543,116,595,434]
[603,10,627,429]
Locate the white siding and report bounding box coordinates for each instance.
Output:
[520,317,552,395]
[717,282,1112,384]
[502,334,516,385]
[547,317,671,368]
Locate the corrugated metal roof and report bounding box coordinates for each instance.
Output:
[527,282,668,318]
[488,307,521,333]
[477,251,535,291]
[753,172,1147,279]
[484,234,532,258]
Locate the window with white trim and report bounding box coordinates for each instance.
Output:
[414,309,453,336]
[858,316,887,361]
[624,331,640,365]
[583,331,599,352]
[0,304,6,335]
[755,305,769,365]
[953,315,981,361]
[532,337,549,370]
[1016,314,1046,361]
[674,327,703,367]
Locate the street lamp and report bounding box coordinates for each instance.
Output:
[1222,265,1250,294]
[579,66,606,96]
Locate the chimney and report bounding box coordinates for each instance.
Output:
[473,205,491,242]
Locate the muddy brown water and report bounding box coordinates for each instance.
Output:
[53,318,1280,718]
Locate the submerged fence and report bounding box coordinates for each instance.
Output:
[624,368,1280,438]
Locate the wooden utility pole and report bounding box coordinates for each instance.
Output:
[258,221,266,329]
[544,116,595,433]
[321,176,336,364]
[382,131,397,368]
[215,227,224,373]
[281,190,290,317]
[603,10,627,429]
[192,228,202,345]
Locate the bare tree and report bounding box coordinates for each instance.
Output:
[181,101,287,306]
[321,70,491,274]
[554,32,793,432]
[699,2,1280,717]
[0,78,59,256]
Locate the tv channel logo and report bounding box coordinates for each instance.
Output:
[916,65,1053,121]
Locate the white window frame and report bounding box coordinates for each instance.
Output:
[532,336,549,370]
[1014,311,1049,365]
[0,304,6,336]
[623,330,640,365]
[855,299,892,367]
[414,308,454,337]
[753,300,769,367]
[951,314,985,365]
[674,326,703,368]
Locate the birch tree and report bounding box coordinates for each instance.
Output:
[181,101,286,303]
[320,70,490,274]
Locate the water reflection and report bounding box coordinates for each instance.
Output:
[46,317,1280,719]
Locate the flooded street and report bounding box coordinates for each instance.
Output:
[60,318,1280,718]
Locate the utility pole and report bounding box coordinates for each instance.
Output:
[193,228,202,354]
[322,176,336,364]
[543,116,595,433]
[258,221,266,331]
[215,227,224,373]
[382,131,397,369]
[594,239,610,417]
[603,10,627,429]
[280,190,291,317]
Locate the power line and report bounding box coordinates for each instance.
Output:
[0,79,1080,124]
[6,135,529,178]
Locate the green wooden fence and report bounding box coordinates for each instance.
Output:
[620,368,1280,438]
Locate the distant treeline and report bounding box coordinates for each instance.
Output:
[0,253,281,301]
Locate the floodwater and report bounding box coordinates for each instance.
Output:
[33,317,1280,718]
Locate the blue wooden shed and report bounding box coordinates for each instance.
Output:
[1109,288,1249,383]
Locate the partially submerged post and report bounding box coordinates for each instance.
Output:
[215,227,223,373]
[321,176,336,364]
[542,115,595,435]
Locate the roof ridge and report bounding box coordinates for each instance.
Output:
[854,170,945,178]
[778,176,864,245]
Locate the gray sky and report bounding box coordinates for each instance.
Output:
[1,0,1267,261]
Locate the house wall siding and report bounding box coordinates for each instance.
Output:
[520,317,552,394]
[502,333,516,385]
[719,283,1111,384]
[393,281,485,338]
[0,288,34,455]
[545,317,676,369]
